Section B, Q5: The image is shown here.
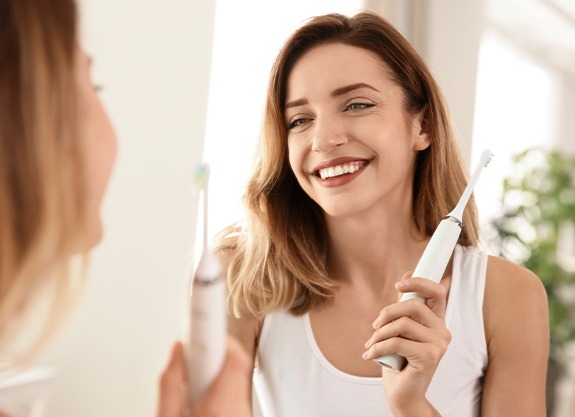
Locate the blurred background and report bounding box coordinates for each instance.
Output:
[10,0,574,416]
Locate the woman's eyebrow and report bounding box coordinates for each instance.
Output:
[285,97,308,110]
[331,82,379,97]
[285,82,379,110]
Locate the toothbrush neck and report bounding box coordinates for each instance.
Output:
[442,215,463,228]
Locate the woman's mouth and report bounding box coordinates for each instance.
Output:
[315,161,368,179]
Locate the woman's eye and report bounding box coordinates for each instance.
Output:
[346,102,374,111]
[288,117,309,130]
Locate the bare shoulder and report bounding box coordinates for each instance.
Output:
[483,254,549,344]
[226,295,262,365]
[485,254,547,304]
[228,310,262,353]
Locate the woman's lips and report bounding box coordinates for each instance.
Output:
[316,160,367,179]
[312,159,369,187]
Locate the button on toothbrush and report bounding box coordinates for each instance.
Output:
[374,149,494,372]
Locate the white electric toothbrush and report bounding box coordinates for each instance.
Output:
[374,149,494,371]
[185,163,227,409]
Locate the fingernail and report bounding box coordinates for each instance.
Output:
[365,339,372,349]
[372,319,380,329]
[362,351,370,359]
[395,281,408,290]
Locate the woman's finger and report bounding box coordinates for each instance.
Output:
[365,315,439,350]
[384,274,448,319]
[157,342,188,417]
[364,335,451,371]
[372,297,444,331]
[364,315,452,361]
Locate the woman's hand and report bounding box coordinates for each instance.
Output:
[156,337,253,417]
[362,272,450,415]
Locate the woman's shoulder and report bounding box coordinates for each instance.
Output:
[484,254,546,298]
[483,253,549,344]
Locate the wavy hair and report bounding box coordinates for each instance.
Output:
[217,11,478,318]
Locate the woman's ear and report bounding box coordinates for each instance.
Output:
[412,106,431,151]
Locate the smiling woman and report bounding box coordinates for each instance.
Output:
[214,11,549,417]
[285,43,432,218]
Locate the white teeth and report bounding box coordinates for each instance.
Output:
[319,162,362,179]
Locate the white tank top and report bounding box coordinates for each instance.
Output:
[253,245,488,417]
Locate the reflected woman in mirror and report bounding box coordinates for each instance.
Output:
[0,1,250,416]
[217,11,549,417]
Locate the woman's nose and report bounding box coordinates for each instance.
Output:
[311,117,348,152]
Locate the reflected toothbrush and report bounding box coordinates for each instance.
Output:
[374,149,494,371]
[185,163,227,408]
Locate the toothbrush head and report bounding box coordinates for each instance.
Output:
[193,163,210,188]
[447,148,494,222]
[480,149,494,167]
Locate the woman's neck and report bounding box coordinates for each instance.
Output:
[324,206,430,291]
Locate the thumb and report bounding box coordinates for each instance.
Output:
[157,342,187,417]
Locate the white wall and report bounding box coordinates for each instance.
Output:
[33,1,216,416]
[424,0,486,164]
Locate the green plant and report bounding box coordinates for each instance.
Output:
[488,147,575,350]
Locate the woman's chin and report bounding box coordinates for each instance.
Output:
[87,221,104,250]
[71,220,103,254]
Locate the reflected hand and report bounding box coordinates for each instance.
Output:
[157,337,252,417]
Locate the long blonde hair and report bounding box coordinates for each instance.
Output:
[217,11,478,318]
[0,0,89,367]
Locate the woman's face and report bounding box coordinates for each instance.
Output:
[77,48,118,248]
[285,42,430,219]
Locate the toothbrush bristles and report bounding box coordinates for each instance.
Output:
[194,163,210,187]
[481,149,494,167]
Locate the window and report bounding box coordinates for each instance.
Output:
[471,29,558,232]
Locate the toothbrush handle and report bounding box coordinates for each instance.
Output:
[186,251,227,408]
[373,218,462,371]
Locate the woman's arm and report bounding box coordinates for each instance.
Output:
[227,310,261,411]
[481,255,549,416]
